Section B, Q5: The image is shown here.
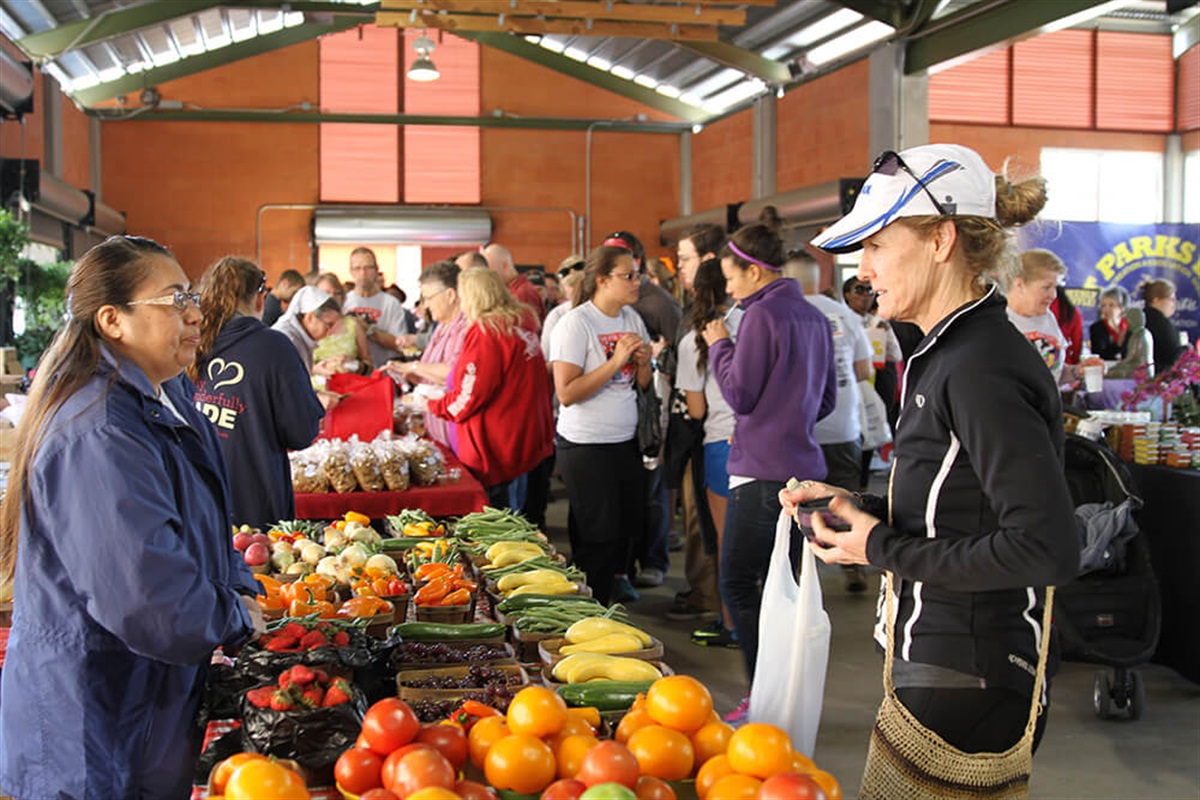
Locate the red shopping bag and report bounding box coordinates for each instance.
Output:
[323,372,395,441]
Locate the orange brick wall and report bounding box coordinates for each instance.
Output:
[100,43,320,282]
[777,60,872,191]
[479,47,679,267]
[692,111,752,213]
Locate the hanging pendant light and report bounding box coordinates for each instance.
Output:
[408,34,440,82]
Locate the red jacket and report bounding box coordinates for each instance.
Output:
[427,321,554,487]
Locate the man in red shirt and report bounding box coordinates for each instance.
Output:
[483,243,545,325]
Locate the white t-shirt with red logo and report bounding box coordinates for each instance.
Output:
[549,301,650,444]
[1006,307,1066,383]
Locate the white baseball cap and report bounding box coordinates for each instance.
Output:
[811,144,996,254]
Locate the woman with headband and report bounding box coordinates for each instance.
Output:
[701,222,837,723]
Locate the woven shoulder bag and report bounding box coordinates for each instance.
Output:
[859,460,1054,799]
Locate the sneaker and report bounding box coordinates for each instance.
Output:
[611,576,640,604]
[668,532,685,552]
[666,598,719,621]
[632,567,664,588]
[692,620,739,648]
[843,565,867,593]
[723,695,751,725]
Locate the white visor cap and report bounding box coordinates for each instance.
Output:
[811,144,997,254]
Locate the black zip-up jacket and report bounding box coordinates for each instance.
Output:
[863,288,1079,697]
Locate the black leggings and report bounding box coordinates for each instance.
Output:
[556,436,645,605]
[895,687,1050,754]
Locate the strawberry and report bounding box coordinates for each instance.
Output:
[289,664,316,686]
[299,629,328,650]
[264,636,299,652]
[246,687,275,709]
[312,668,330,684]
[332,631,350,647]
[269,689,296,712]
[278,671,294,689]
[283,622,308,640]
[322,678,352,707]
[301,685,325,708]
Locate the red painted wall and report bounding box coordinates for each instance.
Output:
[777,60,872,191]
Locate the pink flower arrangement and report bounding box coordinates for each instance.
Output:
[1120,349,1200,423]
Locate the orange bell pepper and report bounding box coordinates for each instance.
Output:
[415,562,451,581]
[337,596,394,618]
[414,576,451,605]
[344,510,372,526]
[289,597,336,618]
[254,574,283,595]
[440,588,471,607]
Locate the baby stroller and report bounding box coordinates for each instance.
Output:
[1056,433,1161,720]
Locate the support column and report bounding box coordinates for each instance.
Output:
[752,95,777,199]
[869,42,928,157]
[1164,133,1183,224]
[680,131,693,216]
[42,74,62,177]
[90,117,103,199]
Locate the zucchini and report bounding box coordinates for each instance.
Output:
[496,594,604,612]
[555,680,655,711]
[389,622,506,641]
[378,537,436,551]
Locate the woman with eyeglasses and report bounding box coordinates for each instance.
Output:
[188,257,324,528]
[0,236,265,799]
[700,222,837,723]
[783,144,1077,764]
[271,286,343,376]
[549,245,653,605]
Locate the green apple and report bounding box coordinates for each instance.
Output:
[579,783,637,800]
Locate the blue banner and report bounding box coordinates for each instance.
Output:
[1018,221,1199,347]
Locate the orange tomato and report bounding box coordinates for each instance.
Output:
[644,675,713,733]
[553,715,598,740]
[614,706,655,744]
[467,715,510,768]
[625,724,695,781]
[210,753,269,796]
[554,733,599,779]
[725,723,795,780]
[406,789,461,800]
[694,754,735,800]
[808,768,842,800]
[792,751,817,773]
[706,772,762,799]
[506,685,569,738]
[635,775,677,800]
[224,759,309,800]
[484,734,557,795]
[689,719,734,767]
[565,706,601,730]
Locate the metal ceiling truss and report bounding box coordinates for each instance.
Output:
[454,29,709,121]
[69,14,365,106]
[904,0,1129,72]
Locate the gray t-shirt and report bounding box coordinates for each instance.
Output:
[1006,308,1066,382]
[549,301,650,444]
[344,290,407,368]
[675,310,743,445]
[808,293,871,445]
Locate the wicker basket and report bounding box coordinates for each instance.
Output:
[538,636,664,669]
[396,664,529,703]
[414,600,473,624]
[511,626,562,663]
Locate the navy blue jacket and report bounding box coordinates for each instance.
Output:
[0,351,258,799]
[193,315,323,528]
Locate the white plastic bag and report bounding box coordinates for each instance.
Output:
[858,379,893,451]
[748,510,831,757]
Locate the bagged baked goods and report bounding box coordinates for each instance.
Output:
[291,453,330,494]
[349,440,385,492]
[323,442,359,494]
[408,440,444,486]
[375,440,410,492]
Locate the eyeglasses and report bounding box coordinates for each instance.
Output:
[420,286,449,303]
[609,271,640,283]
[257,272,268,294]
[127,290,202,313]
[851,284,875,296]
[873,150,948,216]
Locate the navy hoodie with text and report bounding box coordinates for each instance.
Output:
[193,315,323,527]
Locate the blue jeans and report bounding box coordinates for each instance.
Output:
[635,464,670,573]
[719,479,802,682]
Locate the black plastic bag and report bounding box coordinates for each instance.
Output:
[202,662,247,722]
[635,381,662,458]
[236,628,377,687]
[194,728,244,786]
[240,684,368,774]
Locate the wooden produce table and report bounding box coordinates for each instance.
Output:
[294,445,488,519]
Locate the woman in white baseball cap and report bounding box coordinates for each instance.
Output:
[784,144,1079,774]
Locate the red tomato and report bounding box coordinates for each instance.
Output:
[542,778,588,800]
[453,779,499,800]
[360,790,401,800]
[416,723,469,771]
[575,740,640,789]
[335,747,384,795]
[362,698,421,756]
[758,772,827,800]
[381,744,437,790]
[635,775,677,800]
[383,747,456,798]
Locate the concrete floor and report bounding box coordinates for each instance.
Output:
[542,480,1200,799]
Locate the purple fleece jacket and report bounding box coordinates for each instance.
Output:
[709,277,837,482]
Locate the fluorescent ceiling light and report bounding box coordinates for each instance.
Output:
[97,66,126,82]
[283,11,305,27]
[257,12,284,35]
[656,84,681,98]
[633,74,658,88]
[808,20,893,65]
[539,38,565,53]
[563,47,588,61]
[786,8,862,48]
[703,78,765,112]
[610,65,635,80]
[149,48,180,67]
[587,55,612,71]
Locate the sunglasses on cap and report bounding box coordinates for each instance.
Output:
[873,150,948,216]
